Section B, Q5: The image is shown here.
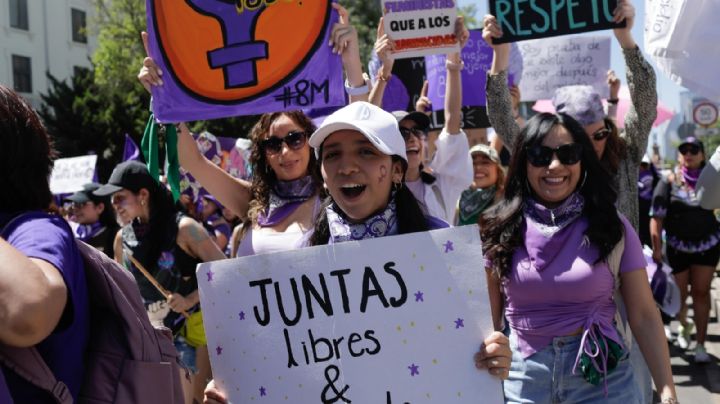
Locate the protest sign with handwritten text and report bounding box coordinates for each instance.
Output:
[382,0,459,59]
[198,226,502,403]
[145,0,344,122]
[488,0,624,43]
[518,35,610,101]
[50,155,97,195]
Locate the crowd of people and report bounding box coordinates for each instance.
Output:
[2,1,719,403]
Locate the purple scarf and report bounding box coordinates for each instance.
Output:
[75,222,105,242]
[257,176,316,227]
[682,165,702,190]
[327,193,398,243]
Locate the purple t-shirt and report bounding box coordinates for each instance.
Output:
[503,214,645,358]
[1,212,89,403]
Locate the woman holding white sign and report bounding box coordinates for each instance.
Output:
[482,0,657,234]
[369,17,474,224]
[480,112,676,403]
[202,101,513,403]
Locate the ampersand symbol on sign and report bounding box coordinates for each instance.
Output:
[320,364,351,403]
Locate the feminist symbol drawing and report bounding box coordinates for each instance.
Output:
[186,0,268,88]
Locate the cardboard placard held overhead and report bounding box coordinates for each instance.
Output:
[518,35,611,101]
[488,0,625,44]
[382,0,460,59]
[50,155,98,195]
[198,226,502,403]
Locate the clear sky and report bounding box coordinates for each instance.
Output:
[458,0,685,112]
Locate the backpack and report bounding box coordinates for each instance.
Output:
[0,213,185,403]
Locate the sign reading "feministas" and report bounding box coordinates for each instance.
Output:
[488,0,625,43]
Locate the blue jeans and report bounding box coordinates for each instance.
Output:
[504,332,641,403]
[174,335,197,374]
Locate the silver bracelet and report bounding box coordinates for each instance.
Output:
[344,78,369,96]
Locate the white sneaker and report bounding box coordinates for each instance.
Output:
[677,322,694,350]
[694,345,711,363]
[664,325,674,341]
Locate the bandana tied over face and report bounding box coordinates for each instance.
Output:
[458,187,496,225]
[327,192,398,243]
[257,175,315,227]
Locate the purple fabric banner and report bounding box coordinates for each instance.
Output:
[145,0,345,123]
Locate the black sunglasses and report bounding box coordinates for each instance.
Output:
[399,126,426,141]
[679,144,701,155]
[261,131,307,154]
[591,124,611,141]
[527,143,583,167]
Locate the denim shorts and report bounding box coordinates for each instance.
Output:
[504,332,641,403]
[174,335,198,374]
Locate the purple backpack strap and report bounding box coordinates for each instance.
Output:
[0,346,72,404]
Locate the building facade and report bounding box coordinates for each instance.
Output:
[0,0,97,108]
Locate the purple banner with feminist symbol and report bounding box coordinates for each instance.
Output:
[145,0,345,123]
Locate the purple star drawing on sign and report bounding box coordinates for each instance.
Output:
[259,386,267,397]
[443,240,454,253]
[206,269,214,282]
[414,291,424,302]
[216,346,223,356]
[408,363,420,376]
[238,311,245,320]
[455,318,465,329]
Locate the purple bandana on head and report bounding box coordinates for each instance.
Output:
[681,166,702,190]
[75,222,105,242]
[524,192,585,237]
[327,193,398,243]
[257,175,316,227]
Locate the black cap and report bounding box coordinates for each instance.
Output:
[392,110,431,132]
[94,161,156,197]
[678,136,705,152]
[65,182,104,204]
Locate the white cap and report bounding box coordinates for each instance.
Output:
[309,101,407,162]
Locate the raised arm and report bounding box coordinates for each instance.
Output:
[444,17,469,135]
[614,0,657,161]
[368,17,394,108]
[482,15,521,148]
[330,3,368,103]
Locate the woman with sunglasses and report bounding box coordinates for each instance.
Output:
[203,101,513,403]
[369,17,474,223]
[482,0,656,234]
[480,112,676,404]
[650,137,720,363]
[138,4,366,257]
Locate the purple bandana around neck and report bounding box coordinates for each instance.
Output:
[682,165,702,190]
[524,192,585,237]
[327,192,398,243]
[257,175,316,227]
[75,222,105,242]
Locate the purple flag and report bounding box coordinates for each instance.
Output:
[145,0,344,123]
[123,133,141,162]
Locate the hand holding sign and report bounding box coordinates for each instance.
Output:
[482,15,510,76]
[612,0,636,49]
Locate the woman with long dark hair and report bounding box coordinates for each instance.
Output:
[64,182,119,258]
[481,113,676,403]
[650,137,720,362]
[95,161,226,404]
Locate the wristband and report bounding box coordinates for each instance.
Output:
[607,98,619,105]
[446,59,464,71]
[344,78,370,96]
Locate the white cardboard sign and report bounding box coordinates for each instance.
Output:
[382,0,460,59]
[518,35,611,101]
[49,155,97,195]
[198,226,502,403]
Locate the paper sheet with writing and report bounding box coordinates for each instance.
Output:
[518,35,611,101]
[49,155,97,195]
[198,226,502,403]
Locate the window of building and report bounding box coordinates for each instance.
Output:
[71,8,87,43]
[12,55,32,93]
[9,0,29,30]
